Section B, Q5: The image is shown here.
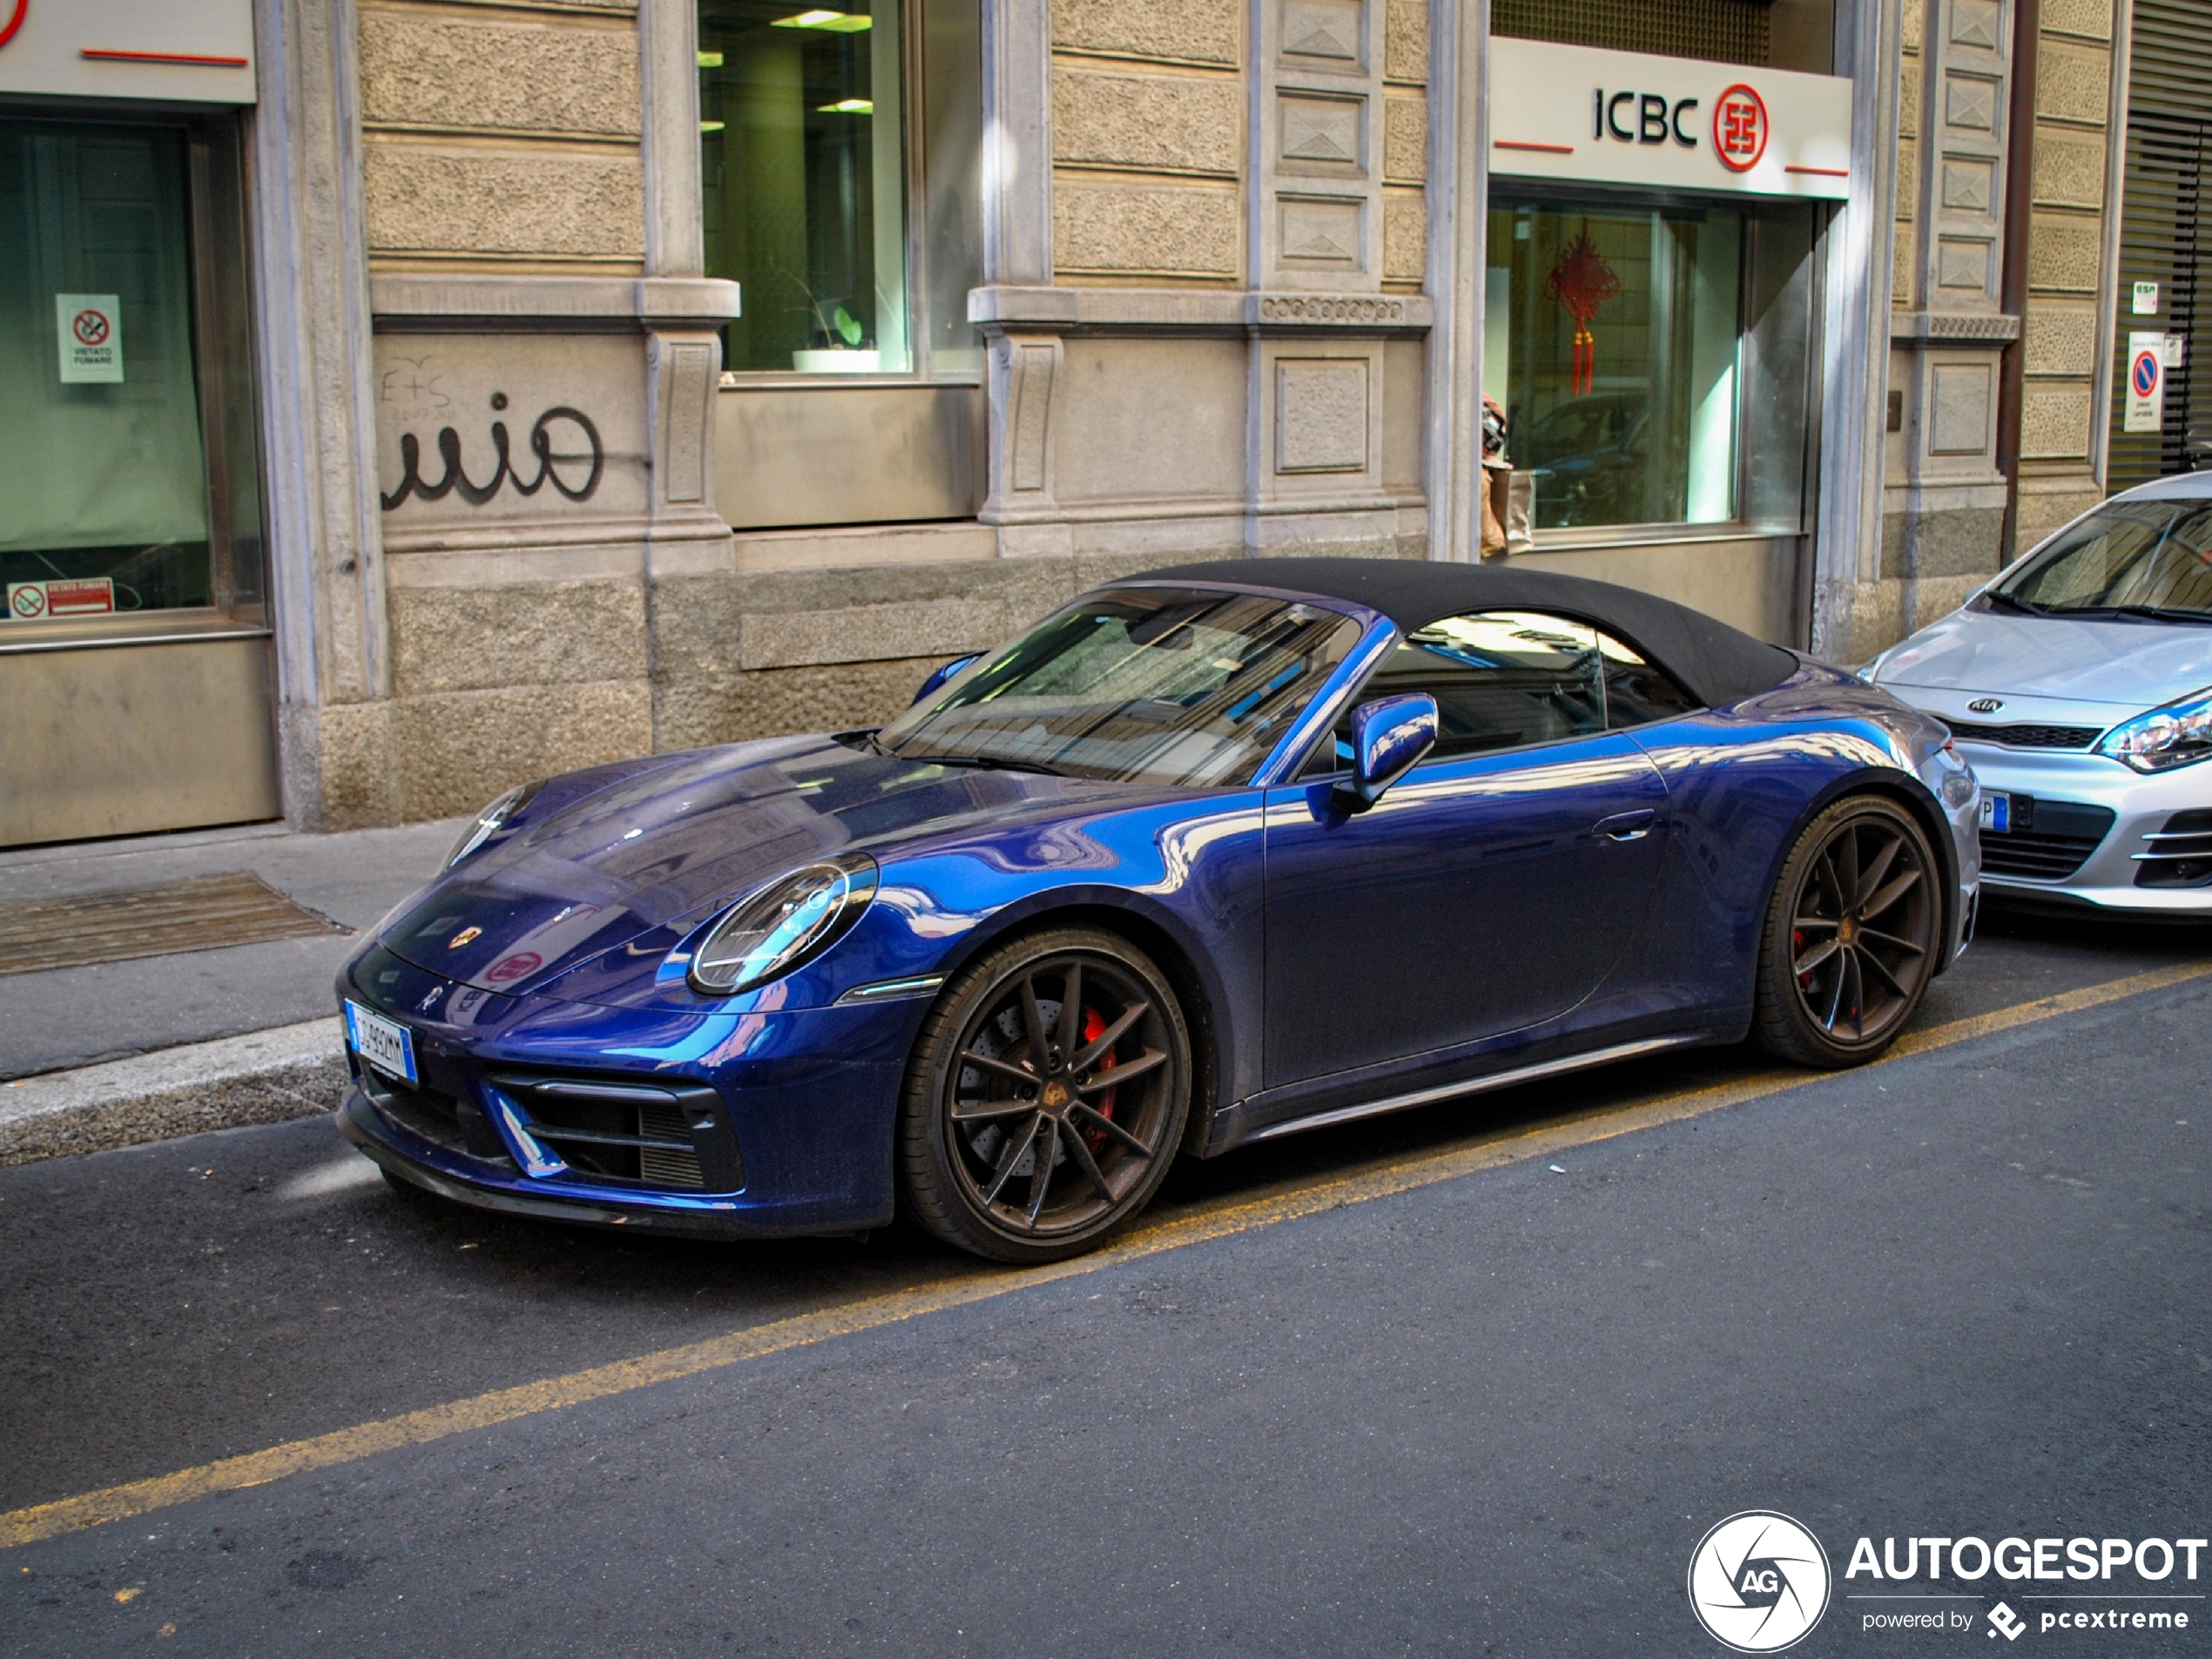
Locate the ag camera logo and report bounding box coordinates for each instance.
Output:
[1689,1511,1832,1652]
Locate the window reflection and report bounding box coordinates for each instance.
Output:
[700,1,910,374]
[1487,199,1746,530]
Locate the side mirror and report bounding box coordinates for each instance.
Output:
[1334,693,1438,811]
[912,653,981,706]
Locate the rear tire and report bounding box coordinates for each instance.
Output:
[1754,795,1942,1068]
[897,927,1191,1264]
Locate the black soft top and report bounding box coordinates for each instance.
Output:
[1128,556,1799,710]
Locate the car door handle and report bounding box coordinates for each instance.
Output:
[1594,810,1656,842]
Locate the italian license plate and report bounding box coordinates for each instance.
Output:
[345,1000,417,1085]
[1980,792,2012,834]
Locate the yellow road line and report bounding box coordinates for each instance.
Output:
[5,957,2207,1551]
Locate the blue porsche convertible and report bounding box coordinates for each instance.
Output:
[337,559,1980,1261]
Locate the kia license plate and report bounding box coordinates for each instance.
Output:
[1979,792,2011,834]
[345,1000,418,1085]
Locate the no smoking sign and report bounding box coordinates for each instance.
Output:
[54,293,122,383]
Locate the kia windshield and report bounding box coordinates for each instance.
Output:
[878,587,1363,786]
[1988,498,2212,622]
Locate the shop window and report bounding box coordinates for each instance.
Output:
[1482,196,1819,539]
[0,116,260,628]
[700,0,981,378]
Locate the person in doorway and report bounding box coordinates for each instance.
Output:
[1479,395,1514,560]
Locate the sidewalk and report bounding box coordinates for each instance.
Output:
[0,817,462,1163]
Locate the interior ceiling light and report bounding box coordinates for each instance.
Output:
[697,50,724,66]
[817,98,873,112]
[700,119,727,132]
[772,10,873,30]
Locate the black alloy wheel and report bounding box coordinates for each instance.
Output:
[1754,795,1942,1067]
[898,927,1191,1263]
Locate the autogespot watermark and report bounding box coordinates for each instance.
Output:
[1689,1518,2207,1647]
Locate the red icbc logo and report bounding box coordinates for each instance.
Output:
[1712,84,1769,172]
[72,308,110,347]
[0,0,26,51]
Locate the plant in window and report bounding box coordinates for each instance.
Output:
[786,273,879,374]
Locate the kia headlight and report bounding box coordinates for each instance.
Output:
[2095,687,2212,773]
[685,853,880,995]
[446,780,543,868]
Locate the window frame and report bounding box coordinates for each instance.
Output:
[1482,179,1826,548]
[699,0,982,390]
[1293,610,1704,779]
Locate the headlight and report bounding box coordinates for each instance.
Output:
[685,853,879,995]
[2095,687,2212,773]
[446,780,543,868]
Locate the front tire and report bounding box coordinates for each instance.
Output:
[897,927,1191,1264]
[1754,795,1941,1068]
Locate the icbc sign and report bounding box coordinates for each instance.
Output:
[0,1,24,51]
[1713,83,1769,172]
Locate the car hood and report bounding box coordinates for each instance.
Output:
[1871,607,2212,714]
[378,735,1140,997]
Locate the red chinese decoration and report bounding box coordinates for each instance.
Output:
[1543,225,1619,397]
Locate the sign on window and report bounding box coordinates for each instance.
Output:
[55,293,122,383]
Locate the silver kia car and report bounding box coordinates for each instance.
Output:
[1865,472,2212,919]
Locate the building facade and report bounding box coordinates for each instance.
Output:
[0,0,2181,846]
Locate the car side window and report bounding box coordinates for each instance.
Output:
[1304,610,1608,773]
[1595,631,1700,729]
[1299,610,1703,775]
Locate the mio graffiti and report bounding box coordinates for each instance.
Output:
[380,395,604,510]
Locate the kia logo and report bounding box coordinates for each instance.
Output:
[1967,698,2004,714]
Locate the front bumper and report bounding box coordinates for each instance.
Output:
[335,942,921,1238]
[1952,742,2212,916]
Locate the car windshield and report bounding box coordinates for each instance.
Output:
[1991,497,2212,620]
[879,587,1364,786]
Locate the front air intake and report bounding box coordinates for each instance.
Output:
[485,1073,745,1193]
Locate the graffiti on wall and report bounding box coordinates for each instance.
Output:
[378,365,604,510]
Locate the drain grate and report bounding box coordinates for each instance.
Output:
[0,872,347,976]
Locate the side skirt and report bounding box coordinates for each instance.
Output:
[1245,1035,1707,1144]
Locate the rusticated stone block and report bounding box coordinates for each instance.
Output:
[1897,138,1919,222]
[2032,129,2105,207]
[360,13,641,137]
[391,680,654,819]
[1054,180,1239,275]
[1052,67,1242,176]
[2041,0,2113,40]
[1383,93,1426,184]
[1893,227,1917,308]
[2015,472,2102,543]
[1899,60,1920,140]
[1052,0,1239,65]
[388,580,648,695]
[2035,40,2109,125]
[366,146,644,260]
[313,699,401,830]
[2027,214,2101,293]
[1383,193,1426,281]
[2024,300,2097,376]
[1384,0,1427,84]
[2021,384,2092,459]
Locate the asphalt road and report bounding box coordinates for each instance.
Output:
[3,908,2209,1656]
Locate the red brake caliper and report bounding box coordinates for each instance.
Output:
[1081,1008,1117,1151]
[1793,928,1811,989]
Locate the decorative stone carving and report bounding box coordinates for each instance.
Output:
[1282,0,1364,64]
[1937,238,1993,291]
[1280,91,1366,171]
[1944,74,1996,131]
[1276,359,1369,472]
[1279,196,1366,266]
[1949,0,2000,50]
[1257,295,1406,322]
[1929,361,1994,454]
[1940,158,1993,212]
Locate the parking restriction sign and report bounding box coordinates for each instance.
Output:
[2125,331,2166,434]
